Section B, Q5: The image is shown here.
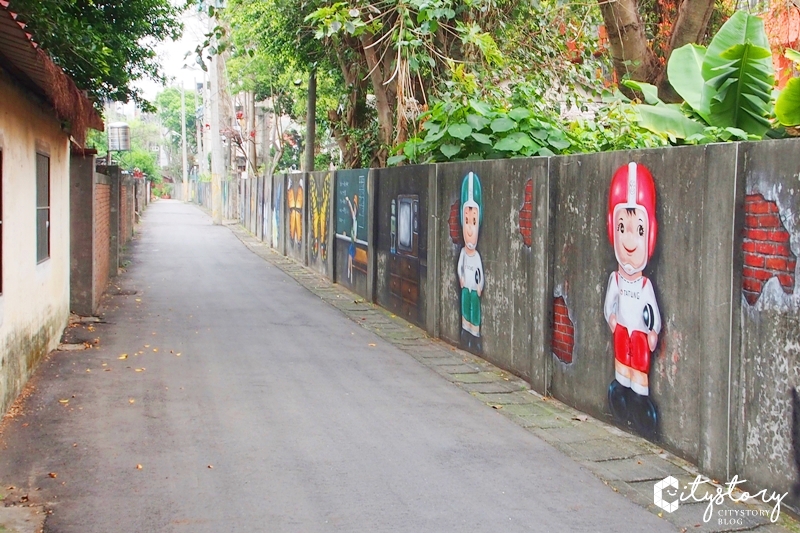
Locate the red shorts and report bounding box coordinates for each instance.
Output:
[614,324,650,373]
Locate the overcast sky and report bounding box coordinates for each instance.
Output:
[134,6,208,102]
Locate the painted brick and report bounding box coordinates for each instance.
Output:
[93,183,111,311]
[742,193,796,305]
[518,179,533,247]
[551,296,574,364]
[744,253,765,268]
[449,200,463,246]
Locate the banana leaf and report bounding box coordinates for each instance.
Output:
[776,78,800,127]
[700,11,774,136]
[668,44,707,118]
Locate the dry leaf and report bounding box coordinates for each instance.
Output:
[135,368,143,372]
[135,464,143,470]
[135,298,141,302]
[176,353,181,356]
[86,369,91,373]
[368,343,376,347]
[58,399,69,404]
[48,472,57,478]
[153,348,158,352]
[571,415,588,422]
[491,404,503,410]
[129,399,135,404]
[118,354,128,360]
[144,344,150,348]
[207,465,214,469]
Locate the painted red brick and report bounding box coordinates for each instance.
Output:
[449,199,463,246]
[519,179,533,247]
[551,296,574,364]
[742,194,796,305]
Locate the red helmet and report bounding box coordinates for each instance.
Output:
[607,162,658,260]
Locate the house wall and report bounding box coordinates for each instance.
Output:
[0,74,71,414]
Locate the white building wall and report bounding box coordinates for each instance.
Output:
[0,74,71,413]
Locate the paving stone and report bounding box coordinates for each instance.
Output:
[446,372,502,384]
[562,437,648,462]
[435,364,482,374]
[586,454,686,483]
[471,391,537,405]
[459,381,530,394]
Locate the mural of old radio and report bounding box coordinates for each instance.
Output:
[389,195,421,321]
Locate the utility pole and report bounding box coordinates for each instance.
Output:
[181,85,189,202]
[210,37,224,224]
[304,67,316,173]
[195,77,206,178]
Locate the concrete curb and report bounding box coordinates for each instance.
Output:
[226,221,800,533]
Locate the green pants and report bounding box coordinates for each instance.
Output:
[461,288,481,336]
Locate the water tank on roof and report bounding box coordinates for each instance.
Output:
[107,122,131,151]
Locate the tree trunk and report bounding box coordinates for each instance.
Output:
[657,0,717,101]
[598,0,662,85]
[361,33,395,168]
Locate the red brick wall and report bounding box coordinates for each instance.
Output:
[448,199,464,246]
[552,296,574,363]
[519,179,533,247]
[93,182,111,310]
[742,194,796,305]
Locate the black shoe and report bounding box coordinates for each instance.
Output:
[608,380,630,424]
[631,393,659,439]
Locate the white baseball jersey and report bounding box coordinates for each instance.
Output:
[604,272,661,334]
[458,248,484,293]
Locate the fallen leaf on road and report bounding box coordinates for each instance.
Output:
[176,353,181,356]
[491,404,503,410]
[118,354,128,360]
[571,415,588,422]
[102,363,107,367]
[135,368,145,372]
[135,298,141,302]
[207,465,213,469]
[368,343,376,347]
[135,464,142,470]
[48,472,57,478]
[153,348,158,352]
[144,344,150,348]
[129,399,135,404]
[86,369,91,373]
[58,399,69,404]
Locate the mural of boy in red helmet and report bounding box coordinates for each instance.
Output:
[604,162,661,438]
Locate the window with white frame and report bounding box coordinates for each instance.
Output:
[36,153,49,263]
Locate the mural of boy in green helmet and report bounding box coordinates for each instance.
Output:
[458,172,484,353]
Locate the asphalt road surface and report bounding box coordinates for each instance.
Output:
[0,200,677,532]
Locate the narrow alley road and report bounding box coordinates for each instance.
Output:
[0,201,676,532]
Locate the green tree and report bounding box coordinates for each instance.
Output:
[8,0,184,110]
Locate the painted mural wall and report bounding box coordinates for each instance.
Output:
[234,138,800,513]
[374,166,429,328]
[436,159,542,380]
[307,171,334,277]
[334,169,370,298]
[735,140,800,513]
[285,173,305,263]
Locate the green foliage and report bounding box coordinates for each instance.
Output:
[627,11,776,142]
[155,88,198,153]
[391,77,666,164]
[776,50,800,128]
[8,0,183,110]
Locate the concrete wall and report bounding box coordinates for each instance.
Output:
[374,165,431,329]
[306,171,335,277]
[0,73,71,415]
[734,139,800,512]
[285,172,306,264]
[93,176,111,308]
[334,169,371,299]
[233,138,800,508]
[434,160,547,379]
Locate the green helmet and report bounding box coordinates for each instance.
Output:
[461,172,483,226]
